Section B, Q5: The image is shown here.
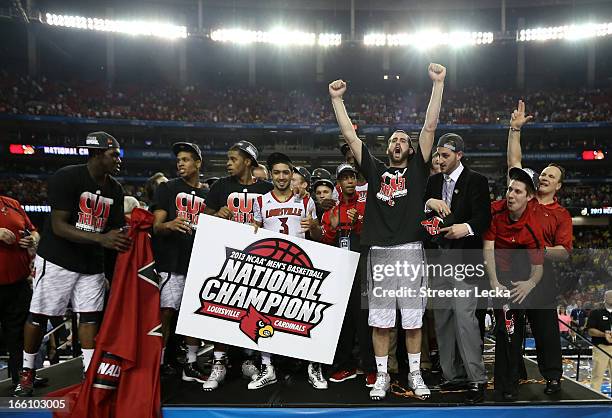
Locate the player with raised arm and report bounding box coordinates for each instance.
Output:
[329,63,446,400]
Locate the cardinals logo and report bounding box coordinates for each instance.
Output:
[421,216,443,236]
[239,306,275,342]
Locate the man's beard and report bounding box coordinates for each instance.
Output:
[387,148,412,165]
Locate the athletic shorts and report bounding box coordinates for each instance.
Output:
[159,272,187,310]
[29,257,106,317]
[367,241,427,330]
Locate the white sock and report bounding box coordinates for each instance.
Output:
[408,352,421,374]
[375,356,388,374]
[23,351,37,369]
[161,347,166,365]
[213,351,226,361]
[82,349,95,372]
[186,345,199,364]
[261,352,272,366]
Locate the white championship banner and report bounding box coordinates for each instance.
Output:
[176,215,360,364]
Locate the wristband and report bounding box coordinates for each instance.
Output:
[510,127,521,132]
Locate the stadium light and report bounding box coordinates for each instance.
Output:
[44,13,187,39]
[210,28,339,46]
[364,30,493,48]
[517,22,612,42]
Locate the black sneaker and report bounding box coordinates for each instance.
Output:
[33,376,49,388]
[14,368,34,397]
[544,379,561,395]
[182,362,208,383]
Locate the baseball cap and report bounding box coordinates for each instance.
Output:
[79,131,120,149]
[313,178,335,191]
[509,167,539,193]
[436,133,465,153]
[266,152,293,171]
[293,166,311,185]
[311,168,332,183]
[231,140,259,166]
[172,141,202,161]
[336,163,358,178]
[203,177,219,187]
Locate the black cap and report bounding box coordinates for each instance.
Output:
[266,152,293,171]
[311,168,332,183]
[203,177,219,187]
[313,178,335,191]
[231,140,259,166]
[78,131,120,149]
[172,141,202,161]
[336,163,358,178]
[340,143,351,157]
[436,133,465,153]
[509,167,539,193]
[293,166,311,185]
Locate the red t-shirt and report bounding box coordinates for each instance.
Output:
[0,196,36,285]
[484,199,544,272]
[533,198,573,251]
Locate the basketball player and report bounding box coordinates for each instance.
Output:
[329,63,446,400]
[15,132,130,397]
[201,140,273,391]
[250,152,325,390]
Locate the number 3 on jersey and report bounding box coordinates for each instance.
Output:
[278,217,289,234]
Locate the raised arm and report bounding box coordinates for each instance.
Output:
[507,100,533,170]
[419,63,446,163]
[329,80,362,167]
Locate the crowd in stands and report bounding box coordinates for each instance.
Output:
[1,73,611,125]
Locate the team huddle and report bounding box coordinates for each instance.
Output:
[14,63,574,404]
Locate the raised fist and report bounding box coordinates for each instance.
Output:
[329,79,347,98]
[428,63,446,82]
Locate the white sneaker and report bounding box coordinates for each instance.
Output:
[202,362,226,391]
[369,372,391,400]
[408,371,430,398]
[248,364,277,390]
[307,362,328,390]
[242,359,259,380]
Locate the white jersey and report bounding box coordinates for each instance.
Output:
[253,191,317,239]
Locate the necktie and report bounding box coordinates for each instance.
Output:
[443,176,454,206]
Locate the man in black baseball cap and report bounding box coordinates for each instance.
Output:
[230,140,259,167]
[172,142,202,161]
[292,166,311,198]
[78,131,121,150]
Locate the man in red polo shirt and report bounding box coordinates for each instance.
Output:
[506,100,573,395]
[0,195,39,387]
[484,167,545,401]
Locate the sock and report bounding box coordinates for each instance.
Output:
[186,345,199,364]
[160,347,166,365]
[375,355,388,374]
[82,349,95,372]
[261,352,272,366]
[23,351,37,369]
[408,352,421,373]
[213,351,226,361]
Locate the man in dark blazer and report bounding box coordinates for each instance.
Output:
[423,133,491,404]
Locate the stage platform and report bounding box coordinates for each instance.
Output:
[0,356,609,418]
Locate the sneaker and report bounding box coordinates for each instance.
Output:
[408,371,431,398]
[14,368,34,397]
[369,372,391,400]
[308,362,328,389]
[242,359,259,380]
[329,368,357,383]
[365,372,377,387]
[33,375,49,388]
[248,364,277,390]
[182,362,208,383]
[202,361,226,391]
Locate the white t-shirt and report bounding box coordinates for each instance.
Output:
[253,192,317,239]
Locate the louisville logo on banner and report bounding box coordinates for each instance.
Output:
[50,208,162,418]
[177,215,359,364]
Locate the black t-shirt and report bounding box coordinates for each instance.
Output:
[587,308,612,346]
[205,176,273,224]
[153,178,208,275]
[37,164,124,274]
[571,308,588,327]
[359,142,429,246]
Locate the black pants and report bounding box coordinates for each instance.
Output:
[0,279,32,384]
[333,253,375,373]
[493,308,526,395]
[518,309,562,380]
